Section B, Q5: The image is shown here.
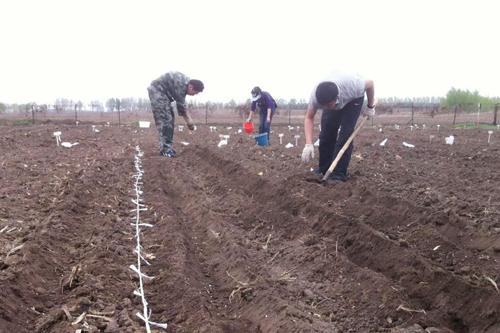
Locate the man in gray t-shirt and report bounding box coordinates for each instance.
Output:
[301,71,376,182]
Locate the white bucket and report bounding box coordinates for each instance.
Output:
[138,121,151,128]
[445,135,454,145]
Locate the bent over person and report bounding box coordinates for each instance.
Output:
[147,71,204,157]
[247,86,277,143]
[301,70,375,183]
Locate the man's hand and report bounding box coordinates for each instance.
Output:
[266,117,271,123]
[363,106,376,117]
[183,114,195,130]
[246,116,252,122]
[301,144,314,163]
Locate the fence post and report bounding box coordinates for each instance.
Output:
[288,105,291,125]
[74,104,78,123]
[494,104,499,125]
[205,103,208,125]
[411,102,414,125]
[453,105,457,125]
[31,104,35,125]
[477,103,481,127]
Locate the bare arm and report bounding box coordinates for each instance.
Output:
[365,80,376,107]
[304,104,317,144]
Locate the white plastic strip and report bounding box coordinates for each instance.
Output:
[131,146,167,332]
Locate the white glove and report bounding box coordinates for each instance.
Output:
[364,106,376,117]
[301,144,314,163]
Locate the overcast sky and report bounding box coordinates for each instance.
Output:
[1,0,499,104]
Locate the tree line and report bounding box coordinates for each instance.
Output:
[1,89,498,114]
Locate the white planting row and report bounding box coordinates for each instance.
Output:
[130,146,167,332]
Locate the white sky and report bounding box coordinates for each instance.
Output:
[0,0,499,104]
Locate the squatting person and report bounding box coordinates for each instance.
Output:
[147,71,204,157]
[247,86,277,143]
[301,70,376,183]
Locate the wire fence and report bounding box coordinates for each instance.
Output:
[1,103,498,128]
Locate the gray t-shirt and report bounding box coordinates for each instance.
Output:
[309,71,365,110]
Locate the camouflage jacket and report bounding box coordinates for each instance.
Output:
[150,71,190,115]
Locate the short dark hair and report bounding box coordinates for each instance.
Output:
[189,79,204,92]
[251,86,261,97]
[315,81,338,105]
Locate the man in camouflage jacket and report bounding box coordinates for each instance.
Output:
[147,71,204,157]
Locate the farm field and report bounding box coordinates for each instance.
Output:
[0,120,499,333]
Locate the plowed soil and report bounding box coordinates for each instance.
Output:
[1,121,499,333]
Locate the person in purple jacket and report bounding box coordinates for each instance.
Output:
[247,86,277,143]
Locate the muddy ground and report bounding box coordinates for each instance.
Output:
[0,120,499,333]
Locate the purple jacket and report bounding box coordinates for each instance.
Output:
[251,91,277,113]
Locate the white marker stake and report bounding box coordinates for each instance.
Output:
[410,125,414,132]
[488,130,493,144]
[294,135,300,147]
[429,135,435,143]
[53,131,62,146]
[437,124,441,132]
[178,125,184,132]
[278,133,284,145]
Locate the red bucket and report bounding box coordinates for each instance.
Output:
[243,121,254,134]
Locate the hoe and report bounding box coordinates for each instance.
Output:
[308,115,368,184]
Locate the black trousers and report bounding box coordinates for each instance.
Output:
[319,97,363,180]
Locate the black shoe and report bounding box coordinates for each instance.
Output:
[324,178,343,186]
[160,148,176,158]
[312,167,322,175]
[329,173,348,182]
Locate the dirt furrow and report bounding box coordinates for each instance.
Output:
[144,144,500,332]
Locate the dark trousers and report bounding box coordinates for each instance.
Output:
[319,97,363,180]
[258,109,274,142]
